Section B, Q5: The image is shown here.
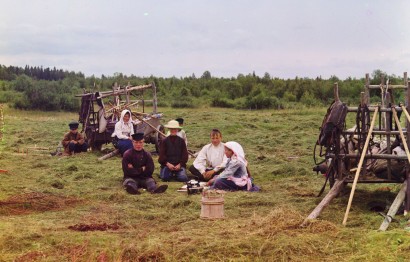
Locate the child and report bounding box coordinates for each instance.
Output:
[61,121,88,155]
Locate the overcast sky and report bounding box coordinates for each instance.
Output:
[0,0,409,79]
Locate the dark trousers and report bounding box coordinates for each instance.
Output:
[117,139,133,155]
[123,177,156,192]
[68,142,88,153]
[188,165,220,182]
[212,178,247,191]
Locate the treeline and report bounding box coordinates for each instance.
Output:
[0,65,406,111]
[0,64,84,81]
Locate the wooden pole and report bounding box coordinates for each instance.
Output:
[392,108,410,163]
[365,73,370,105]
[378,181,407,231]
[401,105,410,124]
[385,93,392,180]
[98,149,119,161]
[407,78,410,214]
[301,179,346,227]
[342,106,379,225]
[333,83,340,102]
[152,82,158,114]
[137,118,166,137]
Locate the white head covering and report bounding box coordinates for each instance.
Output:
[224,141,247,166]
[119,109,133,129]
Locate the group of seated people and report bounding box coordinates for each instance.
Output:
[62,109,254,195]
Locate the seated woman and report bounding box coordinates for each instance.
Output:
[112,109,134,155]
[209,141,252,191]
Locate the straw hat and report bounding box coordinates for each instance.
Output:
[164,120,182,129]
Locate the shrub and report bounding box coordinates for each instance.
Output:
[171,97,195,108]
[245,94,283,109]
[300,91,321,107]
[211,97,235,108]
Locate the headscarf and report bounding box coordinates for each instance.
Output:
[224,141,247,166]
[119,109,133,130]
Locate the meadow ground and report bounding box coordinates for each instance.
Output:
[1,106,410,261]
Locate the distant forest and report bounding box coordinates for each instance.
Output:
[0,64,407,111]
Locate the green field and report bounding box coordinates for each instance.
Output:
[1,106,409,261]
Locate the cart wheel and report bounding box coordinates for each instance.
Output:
[155,124,165,153]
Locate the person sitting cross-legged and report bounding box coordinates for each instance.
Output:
[189,129,228,181]
[112,109,134,156]
[158,120,189,182]
[61,121,88,156]
[209,141,252,191]
[122,133,168,195]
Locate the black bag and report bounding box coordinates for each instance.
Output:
[318,100,348,147]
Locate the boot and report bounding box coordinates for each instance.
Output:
[125,181,140,195]
[152,184,168,194]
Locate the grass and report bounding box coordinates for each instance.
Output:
[1,105,410,261]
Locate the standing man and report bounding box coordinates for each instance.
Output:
[189,129,227,181]
[122,133,168,194]
[159,120,189,182]
[61,121,88,155]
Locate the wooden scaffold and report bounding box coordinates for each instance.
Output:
[303,72,410,230]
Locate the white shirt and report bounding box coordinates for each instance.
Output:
[193,142,228,174]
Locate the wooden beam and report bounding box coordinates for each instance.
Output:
[98,149,119,161]
[301,179,346,227]
[378,181,407,231]
[343,106,379,225]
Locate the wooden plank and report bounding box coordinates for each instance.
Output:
[343,106,379,225]
[301,179,346,227]
[378,181,407,231]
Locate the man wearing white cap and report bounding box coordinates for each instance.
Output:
[158,120,189,182]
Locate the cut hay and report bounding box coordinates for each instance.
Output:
[68,223,120,232]
[248,206,339,236]
[0,192,82,215]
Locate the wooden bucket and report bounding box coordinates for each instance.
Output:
[200,194,224,219]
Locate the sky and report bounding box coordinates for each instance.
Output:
[0,0,409,79]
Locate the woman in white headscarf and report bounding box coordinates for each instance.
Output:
[210,141,252,191]
[112,109,134,155]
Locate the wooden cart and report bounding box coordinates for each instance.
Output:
[76,82,164,152]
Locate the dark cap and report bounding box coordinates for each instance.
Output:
[69,121,79,130]
[175,118,184,125]
[131,133,144,141]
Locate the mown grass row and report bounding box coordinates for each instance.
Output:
[1,106,410,261]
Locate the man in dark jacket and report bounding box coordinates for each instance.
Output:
[158,120,189,182]
[122,133,168,194]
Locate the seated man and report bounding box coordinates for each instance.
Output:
[61,121,88,155]
[166,117,187,145]
[122,133,168,194]
[159,120,189,182]
[189,129,227,181]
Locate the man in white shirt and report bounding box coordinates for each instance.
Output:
[189,129,228,181]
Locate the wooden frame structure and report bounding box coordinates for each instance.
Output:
[304,72,410,227]
[76,82,164,152]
